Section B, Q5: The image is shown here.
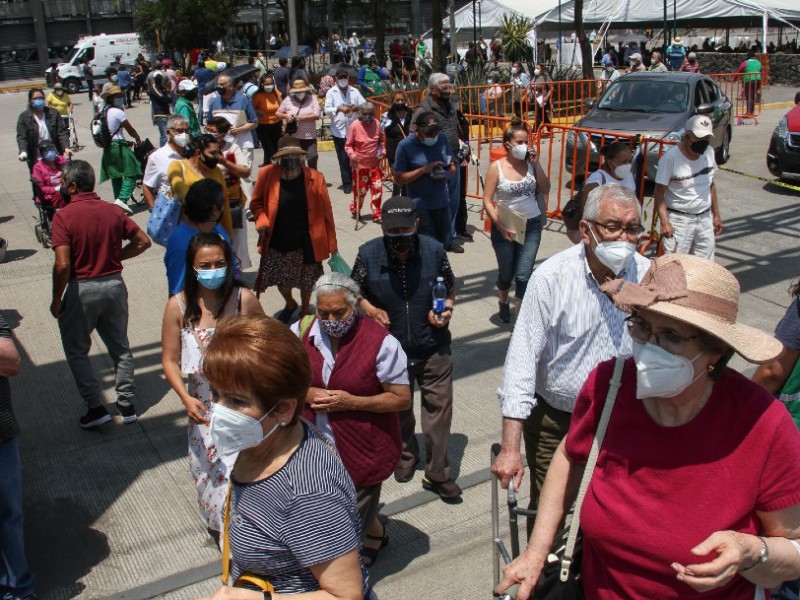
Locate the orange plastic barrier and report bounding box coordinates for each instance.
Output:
[708,71,763,124]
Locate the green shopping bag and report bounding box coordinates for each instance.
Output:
[327,252,352,276]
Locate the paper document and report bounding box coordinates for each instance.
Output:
[212,109,247,128]
[497,203,527,245]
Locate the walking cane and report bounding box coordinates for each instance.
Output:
[353,166,362,231]
[253,231,268,298]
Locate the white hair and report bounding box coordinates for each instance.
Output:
[358,101,375,115]
[583,183,642,223]
[428,72,450,90]
[312,272,361,308]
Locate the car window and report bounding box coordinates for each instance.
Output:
[597,80,689,113]
[76,47,95,63]
[694,82,707,108]
[702,80,717,103]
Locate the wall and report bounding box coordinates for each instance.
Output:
[697,52,800,86]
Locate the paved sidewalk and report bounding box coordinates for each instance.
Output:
[0,88,796,599]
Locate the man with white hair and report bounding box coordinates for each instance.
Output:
[492,184,650,533]
[655,114,723,260]
[411,73,464,253]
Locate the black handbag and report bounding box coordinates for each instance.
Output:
[532,357,625,600]
[561,192,583,232]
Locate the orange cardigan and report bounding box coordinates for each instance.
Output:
[250,165,338,261]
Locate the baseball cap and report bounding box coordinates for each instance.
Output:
[685,115,713,139]
[381,196,418,230]
[178,79,197,91]
[414,111,442,134]
[630,53,642,62]
[688,52,697,59]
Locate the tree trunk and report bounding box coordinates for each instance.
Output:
[375,0,386,65]
[431,0,444,72]
[574,0,594,79]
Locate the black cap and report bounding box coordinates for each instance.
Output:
[414,111,442,134]
[381,196,417,230]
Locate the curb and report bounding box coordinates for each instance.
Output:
[0,82,46,94]
[762,100,795,110]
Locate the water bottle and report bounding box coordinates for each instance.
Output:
[432,276,447,321]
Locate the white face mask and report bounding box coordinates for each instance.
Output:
[264,84,275,93]
[172,132,189,148]
[534,69,541,76]
[589,227,636,275]
[210,402,281,457]
[294,92,306,101]
[612,163,632,180]
[338,79,349,89]
[510,144,529,160]
[510,67,518,75]
[632,340,704,399]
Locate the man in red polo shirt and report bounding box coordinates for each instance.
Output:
[50,160,151,428]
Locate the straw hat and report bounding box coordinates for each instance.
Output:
[600,254,782,364]
[272,136,307,159]
[288,80,312,94]
[101,85,122,100]
[673,36,683,44]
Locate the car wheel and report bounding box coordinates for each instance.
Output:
[64,78,81,95]
[716,127,731,165]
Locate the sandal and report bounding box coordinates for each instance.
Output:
[275,304,298,324]
[361,522,389,567]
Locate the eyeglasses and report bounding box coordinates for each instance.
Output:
[170,127,189,134]
[590,220,645,239]
[625,316,700,355]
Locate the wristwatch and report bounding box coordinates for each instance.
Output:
[740,536,768,573]
[262,592,273,600]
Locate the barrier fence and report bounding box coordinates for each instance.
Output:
[707,71,764,123]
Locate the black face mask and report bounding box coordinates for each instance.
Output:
[215,85,226,96]
[281,157,302,172]
[393,102,407,112]
[385,233,416,255]
[185,90,198,101]
[201,153,219,169]
[690,139,710,155]
[438,91,452,101]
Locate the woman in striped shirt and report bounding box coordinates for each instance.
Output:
[202,315,372,600]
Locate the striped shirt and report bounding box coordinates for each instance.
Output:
[498,243,650,416]
[0,313,20,442]
[228,422,368,594]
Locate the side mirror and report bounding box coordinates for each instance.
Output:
[696,103,714,115]
[585,98,595,108]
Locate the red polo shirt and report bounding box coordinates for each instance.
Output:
[50,191,140,280]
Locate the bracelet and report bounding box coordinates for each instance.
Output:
[445,306,454,312]
[739,536,769,573]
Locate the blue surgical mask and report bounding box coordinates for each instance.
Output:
[43,150,58,161]
[423,136,438,147]
[195,267,227,289]
[361,115,374,124]
[31,98,45,110]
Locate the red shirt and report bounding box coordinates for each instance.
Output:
[566,358,800,600]
[50,192,140,280]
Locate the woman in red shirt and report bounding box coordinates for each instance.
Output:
[345,102,384,223]
[499,254,800,600]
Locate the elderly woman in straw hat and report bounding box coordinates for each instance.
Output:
[99,85,142,214]
[250,137,337,324]
[276,80,322,169]
[499,254,800,600]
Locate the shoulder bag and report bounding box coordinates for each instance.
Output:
[146,162,183,246]
[532,356,625,600]
[221,485,275,593]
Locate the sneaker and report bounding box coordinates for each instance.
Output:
[245,208,254,222]
[79,406,112,429]
[498,301,511,323]
[446,244,465,254]
[116,401,138,424]
[422,476,462,500]
[372,217,382,224]
[343,185,353,195]
[114,199,134,215]
[394,464,415,483]
[458,231,474,240]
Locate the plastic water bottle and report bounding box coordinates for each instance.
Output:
[432,276,447,321]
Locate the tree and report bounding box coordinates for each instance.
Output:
[499,14,534,63]
[431,0,445,72]
[573,0,594,79]
[134,0,249,53]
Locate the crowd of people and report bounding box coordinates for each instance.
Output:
[4,40,800,600]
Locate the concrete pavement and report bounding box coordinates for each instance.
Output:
[0,85,797,600]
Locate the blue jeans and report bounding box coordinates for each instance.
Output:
[446,171,460,243]
[416,206,452,248]
[490,215,542,301]
[0,438,36,600]
[153,116,168,148]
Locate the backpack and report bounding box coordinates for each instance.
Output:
[90,107,121,149]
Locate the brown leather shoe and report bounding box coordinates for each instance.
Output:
[394,464,415,483]
[422,476,462,500]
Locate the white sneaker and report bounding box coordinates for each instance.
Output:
[114,199,134,215]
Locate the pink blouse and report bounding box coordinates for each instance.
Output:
[277,95,321,140]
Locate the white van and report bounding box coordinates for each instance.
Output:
[45,33,149,94]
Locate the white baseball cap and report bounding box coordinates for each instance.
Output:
[178,79,197,91]
[686,115,713,139]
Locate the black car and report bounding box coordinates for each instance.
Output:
[566,72,733,180]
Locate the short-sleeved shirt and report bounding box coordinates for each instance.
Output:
[117,70,132,88]
[164,221,232,295]
[47,92,71,116]
[209,91,258,149]
[143,144,183,196]
[655,145,715,214]
[393,134,452,210]
[106,107,128,141]
[229,423,367,595]
[584,168,635,192]
[277,96,321,140]
[194,67,214,90]
[50,192,140,280]
[0,312,20,443]
[776,297,800,350]
[565,358,800,600]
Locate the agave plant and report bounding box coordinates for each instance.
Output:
[499,14,534,63]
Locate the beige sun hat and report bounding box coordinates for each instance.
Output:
[272,136,307,159]
[101,85,122,100]
[600,254,782,364]
[288,80,312,94]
